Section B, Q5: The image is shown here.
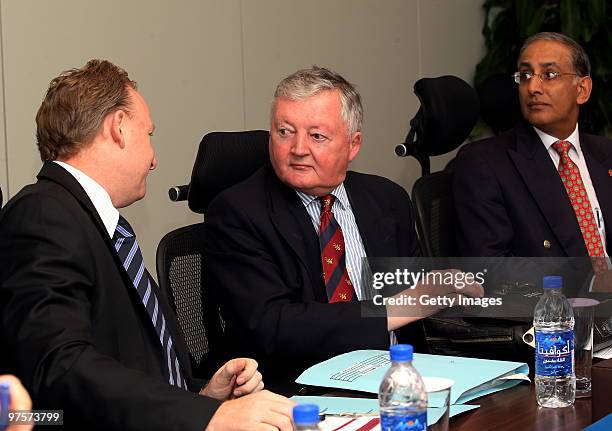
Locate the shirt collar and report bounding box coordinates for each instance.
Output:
[53,161,119,238]
[534,124,581,153]
[296,182,350,211]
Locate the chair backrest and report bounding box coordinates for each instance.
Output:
[187,130,270,213]
[398,76,479,176]
[156,223,225,378]
[411,171,458,257]
[0,186,3,208]
[157,130,270,377]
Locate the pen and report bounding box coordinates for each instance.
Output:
[0,381,10,431]
[595,208,602,229]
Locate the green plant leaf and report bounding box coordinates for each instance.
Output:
[560,0,581,40]
[526,6,546,36]
[515,0,536,37]
[582,26,595,43]
[587,0,606,29]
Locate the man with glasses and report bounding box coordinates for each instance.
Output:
[454,32,611,263]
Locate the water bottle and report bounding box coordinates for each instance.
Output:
[534,275,575,408]
[379,344,427,431]
[293,404,321,431]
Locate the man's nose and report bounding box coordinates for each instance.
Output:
[150,156,157,170]
[526,74,544,94]
[290,133,309,156]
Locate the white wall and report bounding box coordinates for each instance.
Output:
[0,0,484,272]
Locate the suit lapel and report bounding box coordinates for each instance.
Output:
[507,123,588,256]
[581,133,612,254]
[37,162,118,251]
[266,170,327,302]
[344,172,397,257]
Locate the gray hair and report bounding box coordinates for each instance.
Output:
[518,32,591,77]
[272,66,363,135]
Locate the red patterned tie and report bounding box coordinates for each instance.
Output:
[318,194,356,302]
[552,140,607,274]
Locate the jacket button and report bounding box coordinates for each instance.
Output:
[543,240,551,249]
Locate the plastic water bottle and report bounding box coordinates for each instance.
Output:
[534,275,575,408]
[379,344,427,431]
[293,404,321,431]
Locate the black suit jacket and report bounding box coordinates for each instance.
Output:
[0,162,219,430]
[454,121,612,258]
[205,166,423,393]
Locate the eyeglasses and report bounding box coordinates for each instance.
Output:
[512,71,580,84]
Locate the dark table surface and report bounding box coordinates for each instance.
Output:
[450,383,592,431]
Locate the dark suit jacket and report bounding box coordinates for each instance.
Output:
[454,121,612,258]
[0,162,219,430]
[204,166,423,393]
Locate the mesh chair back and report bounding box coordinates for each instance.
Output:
[156,223,225,377]
[158,130,270,377]
[411,171,458,257]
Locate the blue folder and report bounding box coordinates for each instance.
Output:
[295,350,529,404]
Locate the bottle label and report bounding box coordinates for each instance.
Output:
[380,412,427,431]
[535,329,574,377]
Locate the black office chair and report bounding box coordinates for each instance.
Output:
[396,77,532,362]
[0,186,3,208]
[395,75,479,176]
[395,75,479,256]
[411,171,458,258]
[156,130,269,378]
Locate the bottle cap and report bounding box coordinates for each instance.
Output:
[390,344,413,361]
[293,404,320,424]
[543,276,562,289]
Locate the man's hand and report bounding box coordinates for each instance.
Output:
[0,375,33,431]
[199,358,263,400]
[592,267,612,293]
[205,390,295,431]
[387,269,484,330]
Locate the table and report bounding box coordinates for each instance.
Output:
[451,383,592,431]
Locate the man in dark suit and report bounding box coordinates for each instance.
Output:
[455,33,611,268]
[205,66,483,392]
[0,60,294,431]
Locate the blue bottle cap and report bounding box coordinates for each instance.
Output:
[293,404,320,424]
[543,276,563,289]
[390,344,413,361]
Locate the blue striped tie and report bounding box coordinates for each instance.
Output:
[113,216,187,389]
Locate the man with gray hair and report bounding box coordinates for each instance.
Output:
[455,32,612,262]
[205,66,483,392]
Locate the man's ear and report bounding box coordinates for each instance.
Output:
[109,110,127,149]
[348,131,362,162]
[576,76,592,105]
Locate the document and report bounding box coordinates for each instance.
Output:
[291,396,479,426]
[296,350,529,404]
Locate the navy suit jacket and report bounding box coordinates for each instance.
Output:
[0,162,219,430]
[454,121,612,258]
[204,166,424,393]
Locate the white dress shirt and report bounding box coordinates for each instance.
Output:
[534,125,608,257]
[296,183,369,300]
[53,161,119,238]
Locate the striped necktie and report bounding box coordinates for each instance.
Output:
[318,195,356,302]
[113,216,187,389]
